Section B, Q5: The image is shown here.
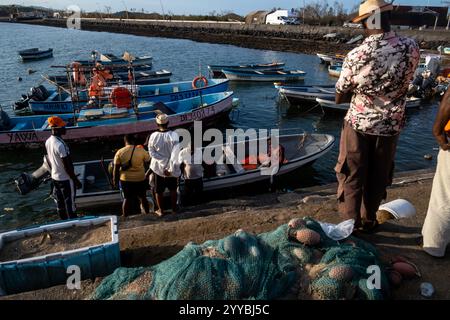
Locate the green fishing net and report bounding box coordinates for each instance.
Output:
[92,217,390,300]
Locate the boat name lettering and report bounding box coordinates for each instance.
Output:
[180,106,215,122]
[7,131,38,143]
[170,90,201,102]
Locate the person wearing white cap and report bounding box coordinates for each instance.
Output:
[148,113,181,216]
[334,0,419,232]
[421,87,450,257]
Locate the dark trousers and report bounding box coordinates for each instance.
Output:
[52,179,77,220]
[184,178,203,205]
[335,122,399,226]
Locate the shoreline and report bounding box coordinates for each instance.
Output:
[3,168,450,300]
[9,18,450,55]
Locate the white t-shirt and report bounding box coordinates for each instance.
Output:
[45,135,71,181]
[178,147,203,180]
[148,130,181,178]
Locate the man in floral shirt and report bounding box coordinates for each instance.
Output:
[334,0,420,232]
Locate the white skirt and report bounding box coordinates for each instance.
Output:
[422,149,450,257]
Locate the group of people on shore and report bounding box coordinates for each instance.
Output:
[43,0,449,259]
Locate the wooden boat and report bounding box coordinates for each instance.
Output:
[208,62,285,78]
[15,79,229,114]
[75,52,153,67]
[315,96,423,112]
[48,69,172,87]
[328,65,342,77]
[16,133,334,208]
[277,85,336,105]
[18,48,53,61]
[0,92,234,148]
[222,69,306,82]
[316,53,344,65]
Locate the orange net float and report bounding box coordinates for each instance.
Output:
[192,76,208,89]
[110,87,132,108]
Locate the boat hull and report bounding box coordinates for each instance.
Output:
[224,71,306,82]
[29,80,230,114]
[0,93,234,148]
[19,49,53,61]
[74,134,335,208]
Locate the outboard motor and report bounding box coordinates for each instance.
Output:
[29,85,50,102]
[15,157,51,195]
[0,109,11,131]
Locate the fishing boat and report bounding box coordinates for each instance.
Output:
[222,69,306,82]
[328,65,342,77]
[47,69,172,87]
[277,85,336,105]
[316,53,344,65]
[208,62,285,78]
[15,79,230,114]
[18,48,53,61]
[315,96,423,112]
[15,133,335,208]
[75,52,153,67]
[0,91,234,148]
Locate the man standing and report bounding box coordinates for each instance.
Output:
[45,116,82,220]
[148,113,181,216]
[334,0,419,232]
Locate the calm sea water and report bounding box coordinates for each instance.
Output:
[0,23,439,231]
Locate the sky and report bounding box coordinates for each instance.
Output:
[0,0,446,15]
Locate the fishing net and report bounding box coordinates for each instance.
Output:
[92,217,390,300]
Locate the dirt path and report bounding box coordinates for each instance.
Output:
[3,169,448,300]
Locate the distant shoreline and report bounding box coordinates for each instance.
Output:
[7,18,450,56]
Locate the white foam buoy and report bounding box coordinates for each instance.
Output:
[378,199,416,219]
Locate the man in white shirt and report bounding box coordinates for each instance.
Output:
[148,113,181,216]
[45,116,82,220]
[179,143,204,206]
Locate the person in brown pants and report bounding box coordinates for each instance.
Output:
[334,0,419,231]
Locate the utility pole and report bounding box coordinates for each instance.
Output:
[121,0,129,19]
[160,0,166,20]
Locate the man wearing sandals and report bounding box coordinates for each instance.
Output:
[334,0,419,232]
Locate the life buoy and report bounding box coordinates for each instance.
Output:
[110,87,132,108]
[192,76,208,89]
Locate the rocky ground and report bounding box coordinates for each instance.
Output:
[2,169,449,300]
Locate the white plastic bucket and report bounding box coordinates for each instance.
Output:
[378,199,416,219]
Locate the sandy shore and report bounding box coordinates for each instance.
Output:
[2,168,449,300]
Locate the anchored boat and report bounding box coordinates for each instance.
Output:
[315,96,423,112]
[277,84,336,105]
[0,91,234,148]
[14,79,230,114]
[18,48,53,61]
[208,62,285,78]
[15,133,335,208]
[328,65,342,77]
[222,69,306,82]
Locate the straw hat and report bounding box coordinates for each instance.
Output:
[47,116,66,128]
[352,0,394,23]
[156,113,169,125]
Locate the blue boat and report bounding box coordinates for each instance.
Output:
[1,92,235,148]
[75,52,153,67]
[328,65,342,78]
[16,79,229,115]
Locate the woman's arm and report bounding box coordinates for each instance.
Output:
[432,87,450,151]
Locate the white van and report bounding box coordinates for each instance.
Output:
[266,10,298,25]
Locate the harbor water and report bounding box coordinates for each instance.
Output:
[0,22,439,232]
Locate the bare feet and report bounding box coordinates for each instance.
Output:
[155,209,163,217]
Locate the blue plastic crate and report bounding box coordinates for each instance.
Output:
[0,216,120,295]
